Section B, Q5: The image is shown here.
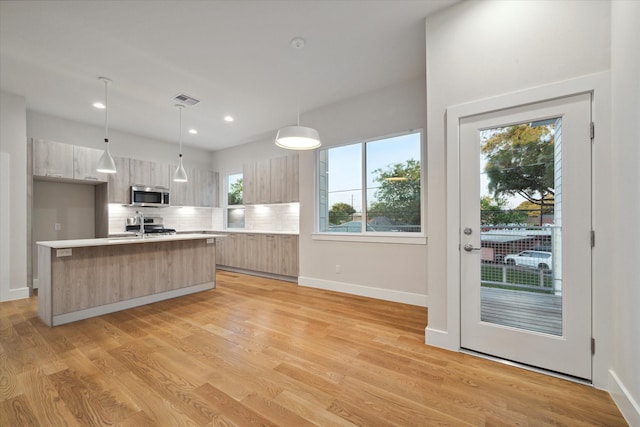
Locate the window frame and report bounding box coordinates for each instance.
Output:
[313,129,426,244]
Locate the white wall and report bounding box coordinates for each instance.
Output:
[0,91,29,301]
[425,0,613,385]
[609,1,640,424]
[297,78,428,306]
[28,111,214,170]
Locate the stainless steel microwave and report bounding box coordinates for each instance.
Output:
[130,185,170,207]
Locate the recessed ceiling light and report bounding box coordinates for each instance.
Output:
[188,129,198,135]
[93,102,105,109]
[224,115,234,123]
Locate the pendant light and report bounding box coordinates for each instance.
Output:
[275,37,321,150]
[96,77,117,173]
[173,104,188,182]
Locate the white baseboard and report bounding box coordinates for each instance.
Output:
[298,276,427,307]
[609,369,640,427]
[425,326,460,351]
[0,286,30,302]
[33,278,39,289]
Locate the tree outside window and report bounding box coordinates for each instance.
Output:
[318,131,422,234]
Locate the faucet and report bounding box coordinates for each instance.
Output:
[136,211,145,237]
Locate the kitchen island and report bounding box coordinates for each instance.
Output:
[36,234,222,326]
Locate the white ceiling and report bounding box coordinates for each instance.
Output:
[0,1,457,151]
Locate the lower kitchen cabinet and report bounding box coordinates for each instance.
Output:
[216,232,298,278]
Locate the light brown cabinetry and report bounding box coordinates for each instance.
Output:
[216,232,298,277]
[270,154,299,203]
[33,139,113,182]
[107,157,130,203]
[243,154,298,205]
[32,139,217,207]
[129,159,170,189]
[170,166,218,207]
[33,139,74,179]
[73,146,108,182]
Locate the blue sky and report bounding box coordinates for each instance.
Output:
[327,133,420,211]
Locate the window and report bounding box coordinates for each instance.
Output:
[318,131,422,235]
[226,173,244,229]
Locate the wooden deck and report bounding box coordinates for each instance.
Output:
[481,286,563,336]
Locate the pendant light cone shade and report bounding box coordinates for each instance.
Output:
[96,77,116,173]
[173,104,188,182]
[275,125,321,150]
[96,140,117,173]
[174,155,188,182]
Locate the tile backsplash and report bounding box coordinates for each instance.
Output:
[243,203,299,233]
[108,203,299,234]
[108,205,220,234]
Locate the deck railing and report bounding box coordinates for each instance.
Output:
[481,264,556,294]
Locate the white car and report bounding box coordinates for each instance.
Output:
[504,250,552,270]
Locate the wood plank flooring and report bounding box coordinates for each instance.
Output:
[1,271,627,426]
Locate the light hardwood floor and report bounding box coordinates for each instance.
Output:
[0,271,627,426]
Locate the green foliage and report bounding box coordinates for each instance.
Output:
[480,195,527,225]
[329,202,356,225]
[368,159,421,225]
[516,197,555,217]
[482,124,555,207]
[228,178,243,205]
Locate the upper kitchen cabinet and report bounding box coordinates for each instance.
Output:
[33,139,112,182]
[170,166,218,207]
[194,168,218,207]
[243,153,298,205]
[73,146,108,182]
[270,154,299,203]
[106,156,130,203]
[33,139,74,179]
[129,159,170,189]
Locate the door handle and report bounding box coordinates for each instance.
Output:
[463,243,482,252]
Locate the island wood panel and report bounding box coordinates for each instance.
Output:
[44,240,215,318]
[37,245,53,325]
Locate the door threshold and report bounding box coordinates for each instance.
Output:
[460,348,592,386]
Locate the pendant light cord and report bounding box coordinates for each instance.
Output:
[104,78,109,142]
[178,105,183,157]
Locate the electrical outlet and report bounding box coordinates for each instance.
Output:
[56,248,72,257]
[54,223,62,231]
[206,238,214,244]
[335,264,341,274]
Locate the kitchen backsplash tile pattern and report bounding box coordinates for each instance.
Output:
[108,203,299,234]
[108,205,218,234]
[244,203,299,233]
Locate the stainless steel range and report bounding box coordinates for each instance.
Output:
[125,215,176,235]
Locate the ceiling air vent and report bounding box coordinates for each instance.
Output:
[171,93,200,107]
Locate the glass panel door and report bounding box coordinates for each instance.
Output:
[460,93,592,380]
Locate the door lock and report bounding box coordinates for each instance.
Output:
[463,243,482,252]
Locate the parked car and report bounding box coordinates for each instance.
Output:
[503,250,552,270]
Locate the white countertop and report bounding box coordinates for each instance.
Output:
[37,233,225,249]
[180,229,299,236]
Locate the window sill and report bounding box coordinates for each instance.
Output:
[312,233,427,245]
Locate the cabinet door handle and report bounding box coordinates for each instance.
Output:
[45,172,63,178]
[84,176,98,180]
